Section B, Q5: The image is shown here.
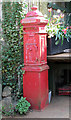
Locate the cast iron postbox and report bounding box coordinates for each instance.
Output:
[21,6,49,110]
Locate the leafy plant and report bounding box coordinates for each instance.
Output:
[2,104,15,116]
[45,8,71,45]
[15,97,31,115]
[55,26,71,45]
[45,8,64,38]
[2,97,31,116]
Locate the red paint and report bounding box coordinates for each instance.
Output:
[21,6,49,110]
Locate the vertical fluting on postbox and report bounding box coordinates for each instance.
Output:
[21,6,49,110]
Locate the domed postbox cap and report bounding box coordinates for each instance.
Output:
[21,6,48,25]
[26,6,43,17]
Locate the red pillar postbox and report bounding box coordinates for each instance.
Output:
[21,6,49,110]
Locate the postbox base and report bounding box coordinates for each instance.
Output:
[23,65,49,110]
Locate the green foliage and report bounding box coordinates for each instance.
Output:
[1,2,28,99]
[46,7,71,45]
[2,104,15,116]
[15,97,31,115]
[46,8,64,38]
[2,97,31,116]
[55,26,71,45]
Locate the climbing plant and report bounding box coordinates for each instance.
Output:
[2,2,28,99]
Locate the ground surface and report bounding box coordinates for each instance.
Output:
[2,96,70,119]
